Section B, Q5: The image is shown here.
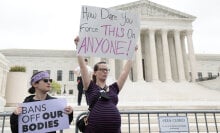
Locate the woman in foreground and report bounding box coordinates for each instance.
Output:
[74,36,137,133]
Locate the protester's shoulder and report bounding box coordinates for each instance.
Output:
[110,82,119,93]
[23,95,35,102]
[110,82,118,88]
[86,80,95,92]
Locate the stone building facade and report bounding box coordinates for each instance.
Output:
[0,0,220,109]
[0,53,9,111]
[112,0,197,82]
[0,49,78,95]
[0,49,219,94]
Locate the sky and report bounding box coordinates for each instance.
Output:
[0,0,220,54]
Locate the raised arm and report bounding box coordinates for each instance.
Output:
[116,60,133,91]
[74,36,91,90]
[117,46,138,91]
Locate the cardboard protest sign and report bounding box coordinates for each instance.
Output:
[18,98,69,133]
[77,5,140,60]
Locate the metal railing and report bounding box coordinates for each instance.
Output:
[0,112,11,133]
[75,110,220,133]
[2,110,220,133]
[0,112,64,133]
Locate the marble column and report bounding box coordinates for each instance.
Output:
[161,29,172,81]
[115,59,123,79]
[174,30,185,81]
[134,35,144,81]
[90,57,100,67]
[0,72,6,111]
[156,31,165,81]
[168,34,178,81]
[180,33,190,81]
[107,59,116,83]
[123,60,132,82]
[186,30,197,82]
[142,31,151,82]
[1,69,8,97]
[0,53,9,111]
[149,29,159,81]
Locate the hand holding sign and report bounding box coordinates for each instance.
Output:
[18,99,70,133]
[13,104,22,115]
[74,36,79,46]
[77,5,140,60]
[64,106,73,115]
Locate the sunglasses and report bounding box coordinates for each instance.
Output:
[42,79,53,83]
[98,68,110,72]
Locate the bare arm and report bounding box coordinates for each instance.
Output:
[117,46,138,91]
[116,60,133,91]
[74,36,91,90]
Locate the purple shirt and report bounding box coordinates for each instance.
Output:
[85,81,121,133]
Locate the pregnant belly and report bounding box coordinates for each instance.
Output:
[88,101,121,128]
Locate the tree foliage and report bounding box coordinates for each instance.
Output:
[10,66,26,72]
[51,81,61,94]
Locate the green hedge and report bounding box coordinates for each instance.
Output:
[10,66,26,72]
